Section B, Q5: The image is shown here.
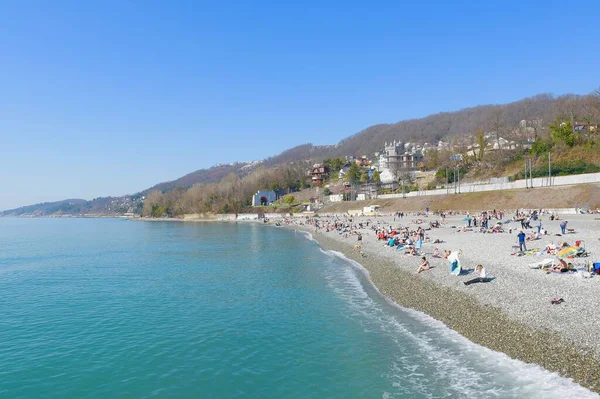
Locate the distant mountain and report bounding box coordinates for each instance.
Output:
[1,93,571,217]
[1,198,107,217]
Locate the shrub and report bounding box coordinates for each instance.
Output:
[283,195,295,204]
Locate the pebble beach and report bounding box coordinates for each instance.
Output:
[278,213,600,393]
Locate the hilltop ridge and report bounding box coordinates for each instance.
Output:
[3,91,598,217]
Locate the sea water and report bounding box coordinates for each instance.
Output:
[0,218,596,398]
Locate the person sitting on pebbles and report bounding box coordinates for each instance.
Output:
[463,264,492,285]
[432,248,440,258]
[443,249,451,259]
[416,256,431,274]
[548,259,571,273]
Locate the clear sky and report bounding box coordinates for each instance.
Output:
[1,0,599,210]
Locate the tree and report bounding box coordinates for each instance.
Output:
[360,171,369,184]
[330,158,344,172]
[549,118,575,147]
[489,109,504,158]
[283,194,295,205]
[323,187,332,196]
[371,169,381,183]
[423,148,440,169]
[474,130,487,161]
[346,163,360,185]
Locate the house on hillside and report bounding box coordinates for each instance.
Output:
[311,164,329,186]
[385,140,423,171]
[355,156,370,167]
[466,135,519,157]
[338,166,350,180]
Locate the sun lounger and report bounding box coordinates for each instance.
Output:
[528,259,555,269]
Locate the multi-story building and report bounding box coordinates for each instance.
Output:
[385,140,423,172]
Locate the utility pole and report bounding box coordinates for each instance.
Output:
[457,167,460,193]
[529,158,533,188]
[453,168,457,194]
[402,177,405,198]
[548,152,552,187]
[446,168,449,194]
[524,159,528,188]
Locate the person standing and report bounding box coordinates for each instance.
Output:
[517,230,527,252]
[560,220,568,235]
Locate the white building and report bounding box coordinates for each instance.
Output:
[252,190,277,206]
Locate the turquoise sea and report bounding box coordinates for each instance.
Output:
[0,218,597,398]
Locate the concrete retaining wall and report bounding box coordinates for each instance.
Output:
[376,172,600,200]
[237,214,259,220]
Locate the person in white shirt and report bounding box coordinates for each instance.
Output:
[463,264,491,285]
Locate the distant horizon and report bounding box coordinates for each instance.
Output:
[2,0,599,210]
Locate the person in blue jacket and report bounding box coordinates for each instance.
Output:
[517,230,527,252]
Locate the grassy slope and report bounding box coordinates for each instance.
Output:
[320,184,600,213]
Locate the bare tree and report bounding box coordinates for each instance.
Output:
[489,109,504,159]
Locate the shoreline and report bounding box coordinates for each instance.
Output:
[287,221,600,393]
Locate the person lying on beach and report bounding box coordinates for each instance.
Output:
[526,231,541,241]
[416,256,431,274]
[548,259,570,273]
[463,264,492,285]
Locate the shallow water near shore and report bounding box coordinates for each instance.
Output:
[0,218,597,398]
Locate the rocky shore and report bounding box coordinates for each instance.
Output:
[288,214,600,393]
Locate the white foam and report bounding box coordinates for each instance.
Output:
[296,230,317,243]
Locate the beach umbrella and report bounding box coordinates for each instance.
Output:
[557,246,578,258]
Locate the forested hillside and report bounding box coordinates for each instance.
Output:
[3,90,599,217]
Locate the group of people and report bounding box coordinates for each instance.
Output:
[277,211,499,286]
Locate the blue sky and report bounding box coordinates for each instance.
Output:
[1,0,599,210]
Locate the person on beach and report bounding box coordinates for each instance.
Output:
[416,256,431,274]
[549,259,569,273]
[463,264,491,285]
[448,250,462,275]
[443,249,451,259]
[560,220,568,235]
[433,248,440,258]
[517,230,527,252]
